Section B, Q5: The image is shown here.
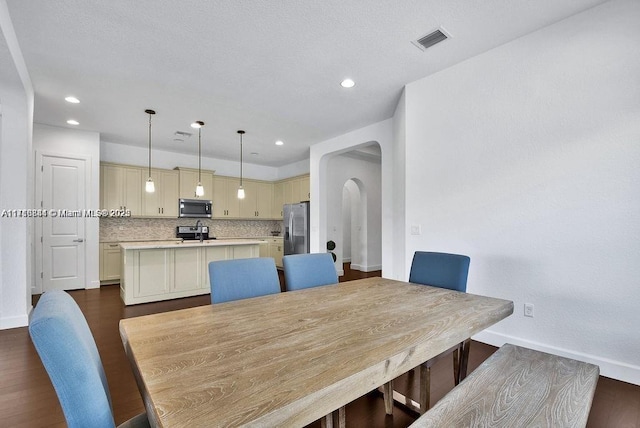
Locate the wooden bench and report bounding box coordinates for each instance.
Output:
[409,343,599,427]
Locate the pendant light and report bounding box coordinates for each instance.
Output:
[237,130,245,199]
[192,121,205,197]
[144,109,156,193]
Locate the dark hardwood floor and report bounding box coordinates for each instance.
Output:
[1,264,638,427]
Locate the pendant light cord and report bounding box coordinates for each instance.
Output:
[240,132,243,187]
[198,127,202,182]
[145,109,155,177]
[148,113,152,177]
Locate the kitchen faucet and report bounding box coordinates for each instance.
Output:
[195,220,203,243]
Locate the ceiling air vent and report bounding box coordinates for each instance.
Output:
[412,28,450,51]
[173,131,193,142]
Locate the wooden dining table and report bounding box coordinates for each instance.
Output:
[119,277,513,427]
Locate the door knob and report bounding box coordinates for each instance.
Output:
[73,239,84,243]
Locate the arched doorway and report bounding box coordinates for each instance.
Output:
[342,178,368,271]
[321,143,381,276]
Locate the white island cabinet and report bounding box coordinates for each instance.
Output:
[120,240,261,305]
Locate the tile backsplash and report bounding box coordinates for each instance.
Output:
[100,217,282,242]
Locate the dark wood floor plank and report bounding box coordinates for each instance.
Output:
[0,263,637,427]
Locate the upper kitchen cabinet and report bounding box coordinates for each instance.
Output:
[239,180,274,219]
[176,167,214,200]
[141,169,179,217]
[281,174,311,206]
[212,176,240,218]
[273,181,285,218]
[101,163,142,215]
[256,181,274,219]
[298,175,310,201]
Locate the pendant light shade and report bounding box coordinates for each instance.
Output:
[145,177,155,193]
[237,130,245,199]
[193,121,205,197]
[145,109,156,193]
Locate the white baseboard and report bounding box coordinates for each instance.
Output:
[0,313,30,330]
[337,269,345,277]
[343,257,351,263]
[473,330,640,386]
[87,280,100,289]
[350,263,382,272]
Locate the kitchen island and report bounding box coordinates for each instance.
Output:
[120,239,261,305]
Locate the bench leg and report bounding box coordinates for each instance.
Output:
[419,364,431,414]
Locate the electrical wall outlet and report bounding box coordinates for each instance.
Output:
[524,303,534,317]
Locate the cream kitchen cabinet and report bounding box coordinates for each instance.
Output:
[99,242,122,283]
[258,240,270,258]
[268,237,284,267]
[239,180,273,219]
[255,181,274,218]
[100,163,142,215]
[141,169,179,217]
[273,181,285,217]
[258,238,283,267]
[277,174,310,209]
[120,240,260,305]
[176,167,214,200]
[298,175,310,201]
[212,176,240,218]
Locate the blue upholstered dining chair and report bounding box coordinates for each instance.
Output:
[29,290,149,428]
[282,252,338,291]
[383,251,471,415]
[208,257,281,304]
[282,252,344,426]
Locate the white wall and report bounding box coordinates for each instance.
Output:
[33,124,101,292]
[404,0,640,384]
[277,158,310,180]
[392,89,407,281]
[102,140,301,182]
[310,119,400,279]
[325,155,381,273]
[0,0,34,329]
[341,182,355,262]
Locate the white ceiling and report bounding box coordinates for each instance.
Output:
[5,0,607,167]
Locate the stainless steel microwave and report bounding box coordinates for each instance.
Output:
[178,198,212,218]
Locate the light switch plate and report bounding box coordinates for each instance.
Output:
[410,225,421,235]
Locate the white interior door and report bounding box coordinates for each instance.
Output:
[42,156,86,291]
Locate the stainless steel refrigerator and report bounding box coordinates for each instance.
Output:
[283,202,310,255]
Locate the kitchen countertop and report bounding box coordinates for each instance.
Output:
[119,239,263,250]
[101,237,281,244]
[100,238,183,244]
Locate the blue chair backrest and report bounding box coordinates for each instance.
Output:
[209,257,281,303]
[29,290,116,428]
[409,251,470,292]
[283,253,338,291]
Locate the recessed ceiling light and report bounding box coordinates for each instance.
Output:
[340,79,355,88]
[275,140,284,146]
[251,152,259,156]
[65,96,80,103]
[66,119,79,125]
